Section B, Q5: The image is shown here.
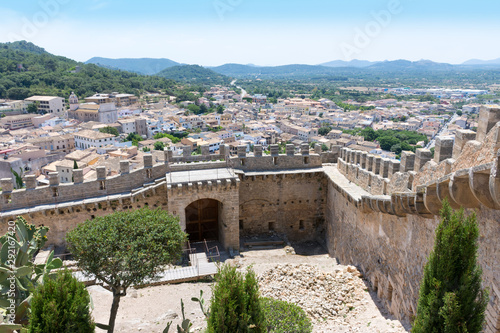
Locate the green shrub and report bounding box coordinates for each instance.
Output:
[207,265,264,333]
[412,200,489,333]
[28,269,95,333]
[260,297,312,333]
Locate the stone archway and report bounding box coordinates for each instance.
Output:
[185,199,220,242]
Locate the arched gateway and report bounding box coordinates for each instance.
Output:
[165,167,240,250]
[185,199,220,242]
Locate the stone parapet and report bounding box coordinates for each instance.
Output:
[0,147,324,212]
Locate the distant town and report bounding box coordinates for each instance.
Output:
[0,84,490,187]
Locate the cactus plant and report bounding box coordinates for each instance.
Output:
[0,217,62,331]
[163,299,193,333]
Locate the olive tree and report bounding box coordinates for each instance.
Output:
[66,208,187,333]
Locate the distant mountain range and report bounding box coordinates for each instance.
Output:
[85,56,500,79]
[367,59,454,71]
[320,59,378,68]
[207,60,463,78]
[208,63,349,77]
[462,58,500,66]
[85,57,181,75]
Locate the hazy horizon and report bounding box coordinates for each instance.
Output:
[1,0,499,67]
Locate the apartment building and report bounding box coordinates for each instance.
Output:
[24,96,66,115]
[27,134,75,153]
[74,130,117,150]
[2,114,37,130]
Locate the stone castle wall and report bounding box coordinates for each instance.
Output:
[0,144,335,251]
[325,165,500,332]
[238,170,327,242]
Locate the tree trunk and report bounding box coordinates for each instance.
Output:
[108,292,121,333]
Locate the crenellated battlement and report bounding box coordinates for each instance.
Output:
[0,143,338,213]
[335,111,500,220]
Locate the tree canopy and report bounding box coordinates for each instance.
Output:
[66,208,187,332]
[99,126,119,136]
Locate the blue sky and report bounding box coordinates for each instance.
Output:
[1,0,499,66]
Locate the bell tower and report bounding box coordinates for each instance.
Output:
[69,92,79,111]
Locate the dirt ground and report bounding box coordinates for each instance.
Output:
[88,241,410,332]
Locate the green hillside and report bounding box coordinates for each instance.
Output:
[86,57,180,75]
[156,65,231,85]
[0,41,184,100]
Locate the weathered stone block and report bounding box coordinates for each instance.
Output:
[355,151,362,165]
[400,151,415,172]
[254,145,263,157]
[366,155,374,172]
[330,145,341,155]
[48,172,59,186]
[414,148,432,172]
[73,169,83,184]
[434,136,454,163]
[301,143,310,155]
[380,159,390,178]
[237,145,247,158]
[344,149,352,163]
[219,144,228,157]
[452,129,476,159]
[361,152,368,169]
[24,175,36,190]
[201,145,210,156]
[350,150,356,164]
[1,178,13,192]
[476,105,500,142]
[96,166,106,180]
[388,160,400,176]
[143,154,153,168]
[165,150,173,163]
[314,144,322,154]
[270,144,279,156]
[120,160,130,174]
[340,147,347,160]
[286,144,295,156]
[183,146,191,157]
[373,156,381,175]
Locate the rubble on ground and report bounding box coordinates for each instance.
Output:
[258,264,366,323]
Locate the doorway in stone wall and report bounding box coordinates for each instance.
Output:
[185,199,220,242]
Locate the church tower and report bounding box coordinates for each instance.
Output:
[69,92,79,111]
